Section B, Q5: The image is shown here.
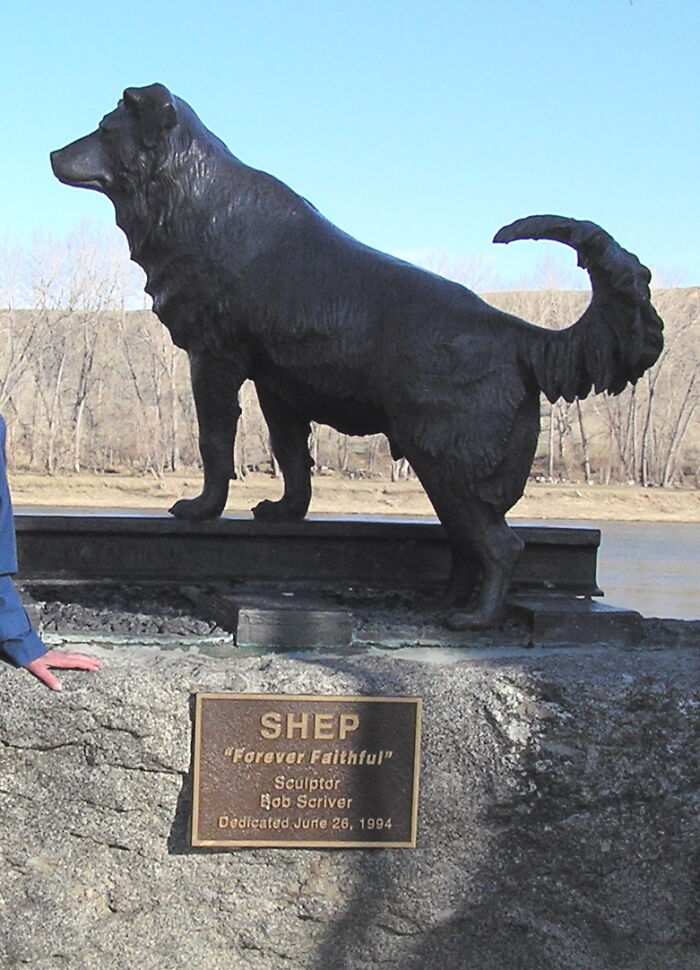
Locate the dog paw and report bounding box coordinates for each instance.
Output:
[169,496,224,520]
[443,608,502,631]
[252,499,307,522]
[436,586,479,609]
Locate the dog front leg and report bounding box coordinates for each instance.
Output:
[252,385,313,522]
[170,351,244,520]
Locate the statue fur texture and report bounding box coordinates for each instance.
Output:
[51,84,664,628]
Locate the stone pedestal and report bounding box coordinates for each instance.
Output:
[1,623,698,969]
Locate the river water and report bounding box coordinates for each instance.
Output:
[525,519,700,620]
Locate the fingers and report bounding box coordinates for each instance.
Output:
[42,651,102,672]
[25,651,101,691]
[25,658,64,692]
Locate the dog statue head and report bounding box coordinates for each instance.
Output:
[50,84,183,198]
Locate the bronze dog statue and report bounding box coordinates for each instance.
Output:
[51,83,663,628]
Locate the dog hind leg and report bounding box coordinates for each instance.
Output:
[442,504,523,629]
[252,386,313,522]
[404,448,523,628]
[444,542,480,607]
[397,462,479,606]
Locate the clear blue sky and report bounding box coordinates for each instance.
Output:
[3,0,698,289]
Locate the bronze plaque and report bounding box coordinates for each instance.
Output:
[192,693,422,848]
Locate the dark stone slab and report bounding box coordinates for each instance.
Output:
[236,607,355,650]
[509,594,643,646]
[15,513,602,597]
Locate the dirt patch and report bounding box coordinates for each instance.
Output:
[10,471,700,522]
[24,583,227,638]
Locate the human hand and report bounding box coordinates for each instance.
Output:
[25,650,101,692]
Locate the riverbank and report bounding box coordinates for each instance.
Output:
[8,471,700,522]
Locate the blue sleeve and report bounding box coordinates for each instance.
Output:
[1,628,46,667]
[0,574,46,667]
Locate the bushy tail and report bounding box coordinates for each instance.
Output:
[494,215,664,403]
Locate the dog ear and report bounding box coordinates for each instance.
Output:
[123,84,177,149]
